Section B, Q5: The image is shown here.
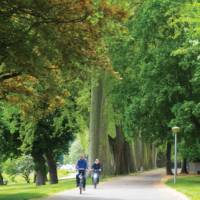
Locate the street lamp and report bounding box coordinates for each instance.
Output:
[172,126,180,184]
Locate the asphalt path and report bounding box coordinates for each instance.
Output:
[44,169,188,200]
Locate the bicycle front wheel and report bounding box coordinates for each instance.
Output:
[79,186,82,194]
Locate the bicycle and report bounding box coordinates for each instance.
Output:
[77,169,86,194]
[79,173,84,194]
[92,169,100,189]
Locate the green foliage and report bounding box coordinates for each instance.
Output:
[169,1,200,161]
[107,0,200,162]
[15,156,34,183]
[0,0,127,173]
[64,138,85,165]
[3,156,34,183]
[29,104,76,161]
[1,0,200,184]
[0,103,21,159]
[3,160,18,182]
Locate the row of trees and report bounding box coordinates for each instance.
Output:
[0,0,129,185]
[1,0,199,187]
[0,101,76,185]
[88,0,200,175]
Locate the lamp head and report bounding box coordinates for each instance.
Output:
[172,126,180,134]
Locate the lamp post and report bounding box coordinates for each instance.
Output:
[172,126,180,184]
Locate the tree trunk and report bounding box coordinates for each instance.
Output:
[166,142,173,175]
[23,174,31,184]
[89,76,103,167]
[89,73,117,175]
[45,151,58,184]
[33,173,36,183]
[32,153,47,186]
[109,125,132,175]
[130,141,138,172]
[0,172,4,185]
[181,158,188,174]
[137,136,144,171]
[143,143,150,170]
[152,144,157,169]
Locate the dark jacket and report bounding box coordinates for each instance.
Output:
[92,163,101,170]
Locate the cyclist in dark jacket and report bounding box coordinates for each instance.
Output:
[91,159,101,184]
[76,155,88,189]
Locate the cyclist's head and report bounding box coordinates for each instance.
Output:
[80,154,85,159]
[95,158,99,164]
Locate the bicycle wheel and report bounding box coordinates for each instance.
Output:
[93,178,97,189]
[79,186,82,194]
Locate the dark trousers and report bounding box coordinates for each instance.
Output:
[76,170,86,188]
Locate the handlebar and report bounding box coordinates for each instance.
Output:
[77,168,87,170]
[92,169,101,172]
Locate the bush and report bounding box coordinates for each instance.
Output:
[3,155,34,183]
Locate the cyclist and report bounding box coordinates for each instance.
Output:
[91,158,101,184]
[76,155,88,190]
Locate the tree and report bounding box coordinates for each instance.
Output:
[0,0,121,106]
[170,1,200,167]
[29,105,75,185]
[0,159,4,185]
[3,155,34,183]
[106,0,199,175]
[0,103,22,184]
[65,138,85,165]
[0,0,129,185]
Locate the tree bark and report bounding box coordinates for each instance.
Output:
[0,172,4,185]
[89,73,116,175]
[136,136,144,171]
[109,125,132,175]
[23,174,31,184]
[152,144,157,169]
[45,151,58,184]
[166,142,173,175]
[181,158,188,174]
[33,173,36,183]
[130,141,138,172]
[32,153,47,186]
[89,76,103,167]
[143,143,150,170]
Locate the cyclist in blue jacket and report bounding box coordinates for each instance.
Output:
[76,155,88,189]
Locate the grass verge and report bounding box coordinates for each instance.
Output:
[0,179,76,200]
[0,174,99,200]
[165,175,200,200]
[3,169,71,184]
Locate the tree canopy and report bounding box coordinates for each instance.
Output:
[0,0,200,187]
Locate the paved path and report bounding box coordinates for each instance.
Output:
[44,169,188,200]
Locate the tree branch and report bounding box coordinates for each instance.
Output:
[0,72,21,82]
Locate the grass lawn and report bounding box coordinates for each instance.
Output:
[165,175,200,200]
[0,174,95,200]
[3,169,70,184]
[0,178,76,200]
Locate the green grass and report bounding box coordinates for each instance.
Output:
[3,173,27,184]
[0,174,96,200]
[0,179,76,200]
[166,175,200,200]
[57,169,72,178]
[3,169,71,184]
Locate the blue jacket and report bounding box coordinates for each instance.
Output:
[76,159,88,170]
